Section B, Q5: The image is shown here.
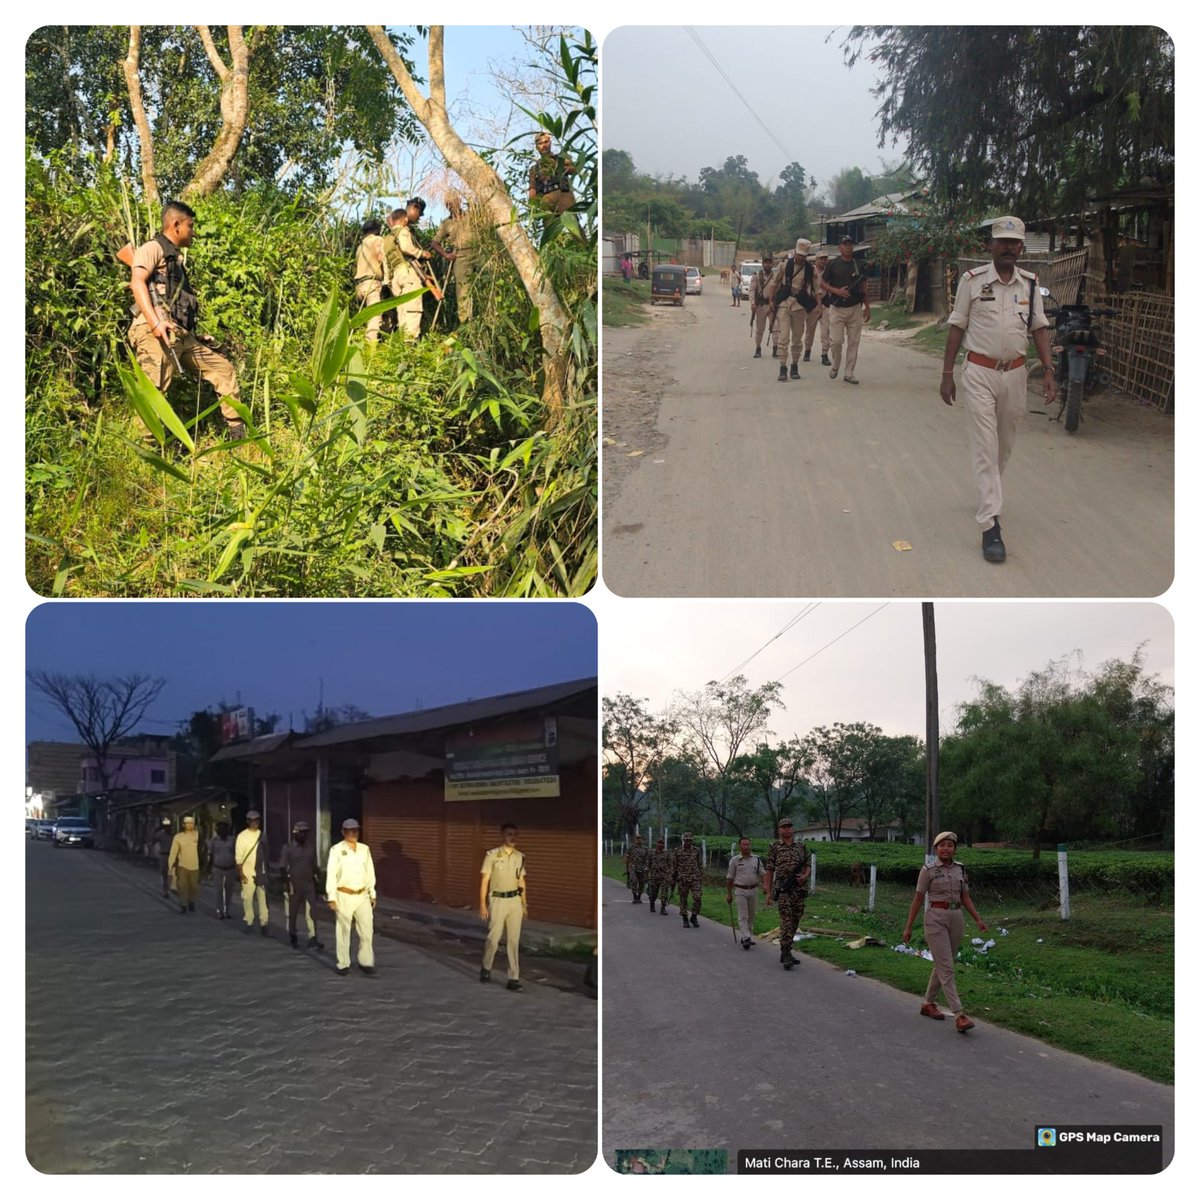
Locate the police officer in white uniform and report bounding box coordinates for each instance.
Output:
[479,823,527,992]
[725,836,765,949]
[941,216,1057,562]
[325,818,377,976]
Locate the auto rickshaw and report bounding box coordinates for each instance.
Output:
[650,264,687,306]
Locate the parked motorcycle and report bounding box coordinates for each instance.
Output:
[1040,287,1119,433]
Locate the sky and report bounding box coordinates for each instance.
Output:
[26,603,596,743]
[602,601,1173,743]
[602,26,910,196]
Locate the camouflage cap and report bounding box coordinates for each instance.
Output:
[778,817,794,827]
[682,831,694,839]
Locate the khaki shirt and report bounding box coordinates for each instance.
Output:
[354,234,385,286]
[482,846,526,893]
[916,860,969,903]
[325,840,376,901]
[726,852,765,888]
[168,829,200,872]
[751,269,774,306]
[948,262,1048,362]
[391,223,430,291]
[129,238,182,329]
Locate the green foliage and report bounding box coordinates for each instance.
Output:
[873,213,986,267]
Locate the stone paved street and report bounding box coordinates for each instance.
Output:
[26,842,596,1173]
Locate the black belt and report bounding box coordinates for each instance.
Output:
[492,889,521,898]
[733,883,759,889]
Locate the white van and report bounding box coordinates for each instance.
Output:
[739,261,763,299]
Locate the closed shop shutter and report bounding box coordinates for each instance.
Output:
[365,779,444,901]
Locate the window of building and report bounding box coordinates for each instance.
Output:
[151,769,166,785]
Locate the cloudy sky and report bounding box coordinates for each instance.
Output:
[26,603,596,743]
[602,26,909,195]
[601,602,1173,741]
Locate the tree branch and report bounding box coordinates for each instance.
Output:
[182,25,256,200]
[122,26,159,206]
[196,25,230,80]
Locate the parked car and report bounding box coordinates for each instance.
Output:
[26,818,39,837]
[739,261,763,300]
[685,266,703,295]
[53,817,95,849]
[36,820,56,840]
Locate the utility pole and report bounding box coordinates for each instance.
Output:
[922,602,939,860]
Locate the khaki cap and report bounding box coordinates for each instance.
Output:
[990,215,1025,239]
[933,830,958,845]
[795,238,812,255]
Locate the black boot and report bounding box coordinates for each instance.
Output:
[187,903,195,912]
[780,950,796,970]
[790,363,800,380]
[803,350,811,362]
[771,345,779,358]
[778,364,787,382]
[179,906,187,915]
[480,967,491,984]
[682,912,690,927]
[982,519,1006,563]
[821,352,831,366]
[290,932,299,949]
[753,345,761,358]
[649,899,656,912]
[308,937,324,950]
[225,420,248,441]
[690,914,700,927]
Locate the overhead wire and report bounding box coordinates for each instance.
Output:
[776,603,891,682]
[719,604,820,683]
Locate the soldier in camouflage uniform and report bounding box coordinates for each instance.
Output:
[624,834,651,903]
[648,837,672,914]
[763,817,811,969]
[672,831,704,928]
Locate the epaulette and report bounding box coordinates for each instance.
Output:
[1016,267,1038,281]
[964,266,986,279]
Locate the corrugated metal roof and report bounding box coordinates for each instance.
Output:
[296,677,597,750]
[210,732,294,762]
[833,191,924,221]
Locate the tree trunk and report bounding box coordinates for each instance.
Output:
[181,26,257,201]
[366,25,573,422]
[122,27,159,206]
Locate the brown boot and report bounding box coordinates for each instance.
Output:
[955,1014,975,1033]
[920,1002,946,1020]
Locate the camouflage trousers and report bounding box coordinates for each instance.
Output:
[627,869,648,896]
[649,877,672,907]
[776,890,807,954]
[675,876,703,917]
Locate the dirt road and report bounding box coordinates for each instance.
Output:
[602,288,1173,597]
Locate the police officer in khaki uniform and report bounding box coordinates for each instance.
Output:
[528,133,576,215]
[353,219,388,343]
[167,815,202,914]
[479,823,526,992]
[725,837,765,949]
[127,200,246,438]
[821,234,870,384]
[389,199,436,340]
[325,818,377,977]
[280,821,324,951]
[902,831,989,1033]
[432,190,474,322]
[768,239,817,382]
[805,252,832,365]
[749,253,777,358]
[942,216,1057,563]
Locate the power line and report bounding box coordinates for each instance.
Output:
[776,604,890,682]
[720,604,820,682]
[683,27,796,166]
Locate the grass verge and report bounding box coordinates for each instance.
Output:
[603,856,1173,1083]
[603,277,651,327]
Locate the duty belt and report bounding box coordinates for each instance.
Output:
[337,886,366,895]
[929,900,961,909]
[492,889,521,898]
[966,351,1026,372]
[733,882,759,889]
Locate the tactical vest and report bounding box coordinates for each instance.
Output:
[776,256,816,310]
[132,234,199,331]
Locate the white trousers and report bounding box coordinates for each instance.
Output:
[241,880,268,926]
[961,360,1026,527]
[334,892,375,969]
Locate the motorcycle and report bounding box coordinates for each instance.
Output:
[1040,287,1119,433]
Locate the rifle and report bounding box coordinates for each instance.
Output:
[727,897,738,944]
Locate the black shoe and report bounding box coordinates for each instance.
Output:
[162,891,169,899]
[789,363,800,380]
[290,933,299,949]
[843,375,859,385]
[260,924,269,937]
[360,965,377,976]
[187,903,195,912]
[821,353,831,366]
[829,366,838,378]
[682,913,690,927]
[771,346,779,358]
[660,905,669,915]
[649,900,656,912]
[307,937,323,950]
[243,923,252,934]
[982,520,1006,563]
[506,979,523,992]
[480,967,491,983]
[778,365,787,382]
[690,914,700,927]
[336,967,349,976]
[803,350,811,362]
[754,346,762,358]
[742,937,752,950]
[225,421,247,441]
[179,906,187,915]
[781,952,796,970]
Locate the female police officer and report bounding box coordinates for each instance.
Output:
[902,831,988,1032]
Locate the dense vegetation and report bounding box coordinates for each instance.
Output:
[26,27,596,597]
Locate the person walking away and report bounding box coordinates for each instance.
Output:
[168,815,202,914]
[821,235,870,385]
[208,820,237,919]
[153,816,174,898]
[901,831,989,1032]
[126,200,246,438]
[750,253,777,358]
[672,832,704,928]
[941,215,1056,563]
[769,239,817,381]
[281,821,324,951]
[624,834,650,903]
[725,837,765,949]
[236,810,270,935]
[806,252,833,365]
[353,219,388,343]
[326,819,376,976]
[762,818,810,969]
[479,822,527,992]
[648,836,672,914]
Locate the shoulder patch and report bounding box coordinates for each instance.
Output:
[964,267,985,279]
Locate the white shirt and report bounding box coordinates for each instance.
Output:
[325,840,376,901]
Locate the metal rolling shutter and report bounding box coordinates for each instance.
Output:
[364,780,444,901]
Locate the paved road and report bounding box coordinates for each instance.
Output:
[25,842,595,1173]
[601,879,1172,1167]
[602,289,1173,597]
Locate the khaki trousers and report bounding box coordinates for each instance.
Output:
[128,321,242,426]
[286,886,317,938]
[774,300,808,365]
[961,361,1026,527]
[241,879,268,926]
[804,303,830,353]
[483,895,523,979]
[174,868,200,905]
[829,305,865,377]
[355,281,385,343]
[390,265,425,338]
[335,892,375,969]
[923,905,965,1013]
[733,888,757,939]
[752,304,776,350]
